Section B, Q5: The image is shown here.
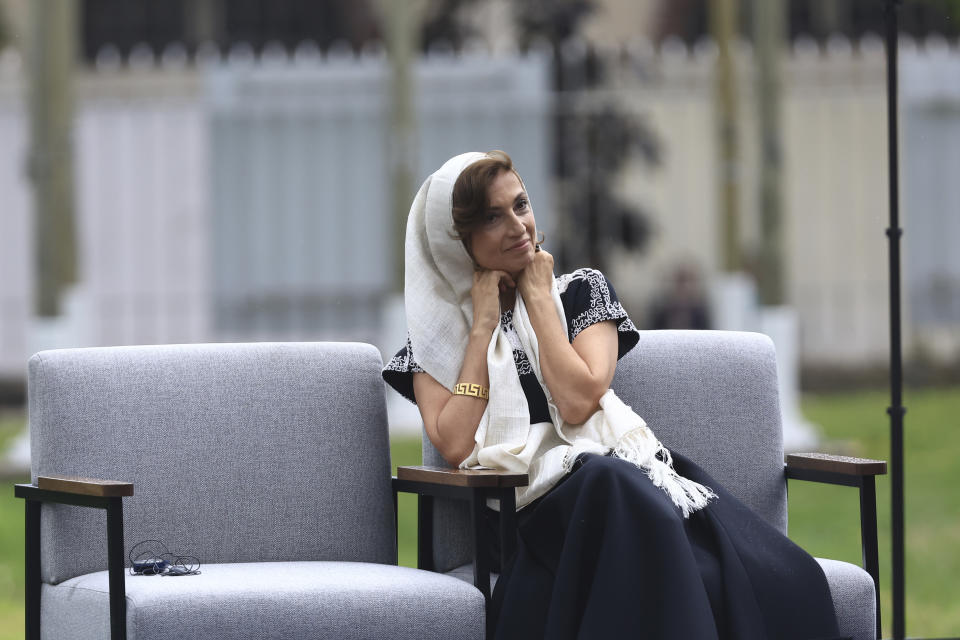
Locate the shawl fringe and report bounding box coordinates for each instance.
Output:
[564,425,717,519]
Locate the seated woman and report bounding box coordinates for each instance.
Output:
[384,151,846,640]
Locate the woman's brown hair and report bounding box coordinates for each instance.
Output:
[451,150,524,250]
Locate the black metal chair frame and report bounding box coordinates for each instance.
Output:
[392,468,526,605]
[15,470,514,640]
[785,454,887,639]
[15,483,129,640]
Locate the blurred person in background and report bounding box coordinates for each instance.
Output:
[649,263,711,330]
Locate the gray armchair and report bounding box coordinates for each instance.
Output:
[409,330,885,640]
[16,342,484,640]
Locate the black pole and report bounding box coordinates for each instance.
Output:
[883,2,906,639]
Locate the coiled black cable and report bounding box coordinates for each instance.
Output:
[128,540,201,576]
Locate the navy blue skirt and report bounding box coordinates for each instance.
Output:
[491,453,847,640]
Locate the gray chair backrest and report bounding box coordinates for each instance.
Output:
[609,331,787,529]
[29,342,396,584]
[425,330,787,572]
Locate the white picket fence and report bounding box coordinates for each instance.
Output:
[0,44,553,377]
[901,38,960,357]
[0,35,958,378]
[0,50,32,376]
[205,50,552,342]
[565,34,960,367]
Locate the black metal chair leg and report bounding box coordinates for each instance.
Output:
[470,489,491,604]
[106,498,127,640]
[25,500,41,640]
[859,477,881,639]
[417,494,435,572]
[498,489,516,573]
[392,489,398,564]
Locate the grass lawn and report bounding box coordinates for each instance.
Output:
[0,411,27,640]
[391,435,422,569]
[0,386,956,639]
[788,386,960,638]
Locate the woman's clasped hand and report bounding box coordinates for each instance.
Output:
[515,246,554,303]
[471,269,514,334]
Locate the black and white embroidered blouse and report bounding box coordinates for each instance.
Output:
[382,268,640,424]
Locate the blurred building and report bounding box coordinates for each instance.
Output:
[0,0,555,383]
[0,0,958,387]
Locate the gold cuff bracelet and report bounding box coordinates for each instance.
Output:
[453,382,489,400]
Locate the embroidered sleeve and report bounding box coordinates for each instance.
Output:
[382,334,423,404]
[557,268,640,359]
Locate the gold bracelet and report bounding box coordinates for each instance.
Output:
[453,382,489,400]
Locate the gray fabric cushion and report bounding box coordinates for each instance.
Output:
[611,330,787,532]
[29,342,396,584]
[41,561,485,640]
[817,558,877,640]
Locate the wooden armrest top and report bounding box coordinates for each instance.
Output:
[785,453,887,476]
[36,475,134,497]
[396,465,529,488]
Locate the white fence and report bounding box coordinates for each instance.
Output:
[901,39,960,356]
[74,74,210,349]
[570,34,959,367]
[0,58,31,377]
[206,52,552,342]
[0,46,552,376]
[1,36,958,377]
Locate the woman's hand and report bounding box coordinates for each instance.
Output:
[472,269,515,334]
[517,248,554,303]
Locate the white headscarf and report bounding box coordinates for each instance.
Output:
[405,152,714,514]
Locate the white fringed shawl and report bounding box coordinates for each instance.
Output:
[405,152,715,515]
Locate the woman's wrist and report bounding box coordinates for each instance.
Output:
[522,287,554,311]
[470,321,497,340]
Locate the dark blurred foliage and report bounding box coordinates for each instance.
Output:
[654,0,960,44]
[514,0,595,46]
[80,0,381,60]
[81,0,185,58]
[421,0,480,50]
[419,0,658,270]
[512,0,657,271]
[415,0,658,271]
[221,0,379,50]
[0,2,9,49]
[79,0,960,61]
[553,103,657,269]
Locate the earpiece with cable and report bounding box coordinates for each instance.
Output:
[129,540,201,576]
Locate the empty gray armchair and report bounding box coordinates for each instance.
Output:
[413,331,884,640]
[16,342,484,640]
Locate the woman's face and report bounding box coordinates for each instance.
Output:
[468,170,536,278]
